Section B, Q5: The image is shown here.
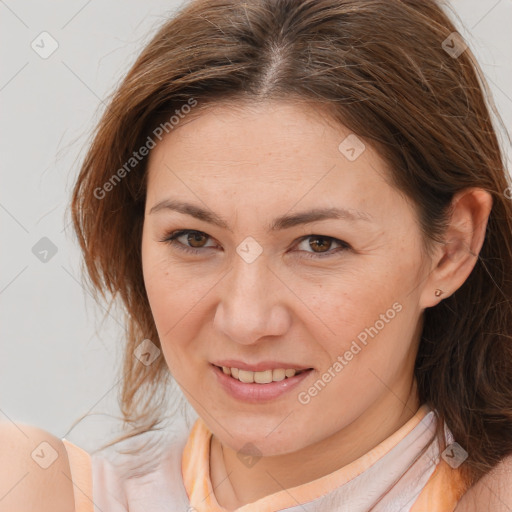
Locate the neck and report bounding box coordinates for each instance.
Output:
[210,379,420,511]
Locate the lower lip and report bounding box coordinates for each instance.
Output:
[211,364,313,403]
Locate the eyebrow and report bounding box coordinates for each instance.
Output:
[149,199,373,231]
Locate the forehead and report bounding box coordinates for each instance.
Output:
[144,100,412,228]
[147,100,387,183]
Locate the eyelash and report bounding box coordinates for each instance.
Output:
[159,229,350,259]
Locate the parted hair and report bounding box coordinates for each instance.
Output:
[69,0,512,488]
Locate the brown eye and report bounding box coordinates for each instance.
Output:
[188,231,208,248]
[296,235,349,259]
[160,229,217,255]
[308,236,333,253]
[160,230,349,259]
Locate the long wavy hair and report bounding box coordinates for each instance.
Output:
[68,0,512,488]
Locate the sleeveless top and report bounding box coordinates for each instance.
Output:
[61,404,469,512]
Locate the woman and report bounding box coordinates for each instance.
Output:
[2,0,511,510]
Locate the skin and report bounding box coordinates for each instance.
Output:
[455,457,512,511]
[141,100,493,510]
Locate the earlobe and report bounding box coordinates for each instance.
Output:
[419,188,493,309]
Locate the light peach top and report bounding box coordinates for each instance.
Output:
[62,404,469,512]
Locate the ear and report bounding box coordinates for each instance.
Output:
[419,187,493,309]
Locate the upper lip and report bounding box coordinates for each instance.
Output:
[211,360,313,372]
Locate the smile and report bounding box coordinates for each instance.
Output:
[211,364,314,403]
[215,365,309,383]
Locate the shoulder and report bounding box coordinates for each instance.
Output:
[0,421,75,512]
[454,456,512,512]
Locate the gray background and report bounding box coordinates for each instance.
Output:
[1,0,511,452]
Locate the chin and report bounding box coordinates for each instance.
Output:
[215,418,310,457]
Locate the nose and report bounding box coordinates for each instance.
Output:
[213,255,291,346]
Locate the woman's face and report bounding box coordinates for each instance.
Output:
[141,100,436,455]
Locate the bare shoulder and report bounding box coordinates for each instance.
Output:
[455,456,512,512]
[0,421,75,512]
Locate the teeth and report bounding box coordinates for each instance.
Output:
[238,369,254,383]
[219,366,305,383]
[254,369,273,384]
[272,368,286,381]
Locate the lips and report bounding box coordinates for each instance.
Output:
[213,365,310,383]
[211,360,313,372]
[211,359,314,385]
[210,363,314,402]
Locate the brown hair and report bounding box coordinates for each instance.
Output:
[69,0,512,488]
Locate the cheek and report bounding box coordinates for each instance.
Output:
[142,239,182,340]
[144,266,193,336]
[295,284,416,426]
[141,245,213,367]
[142,251,170,316]
[142,265,193,375]
[142,236,189,315]
[304,257,419,363]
